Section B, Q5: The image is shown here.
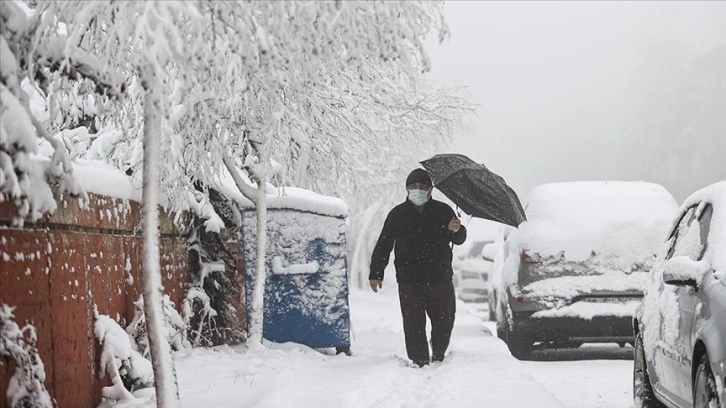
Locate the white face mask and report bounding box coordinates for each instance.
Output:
[408,189,430,206]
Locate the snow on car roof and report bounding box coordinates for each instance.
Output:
[680,181,726,280]
[518,181,679,262]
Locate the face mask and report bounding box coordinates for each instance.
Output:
[408,189,430,206]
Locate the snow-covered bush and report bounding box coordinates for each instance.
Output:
[125,296,191,359]
[184,188,247,347]
[94,313,153,402]
[182,286,219,348]
[0,304,53,408]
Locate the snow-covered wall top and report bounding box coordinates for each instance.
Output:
[218,170,348,218]
[31,154,347,220]
[69,158,141,202]
[518,181,679,261]
[680,181,726,280]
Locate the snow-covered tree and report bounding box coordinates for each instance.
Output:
[42,1,470,343]
[7,1,471,369]
[0,1,107,226]
[162,1,470,342]
[14,1,210,404]
[1,304,53,408]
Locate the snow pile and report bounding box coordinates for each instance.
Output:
[0,304,53,408]
[518,181,678,263]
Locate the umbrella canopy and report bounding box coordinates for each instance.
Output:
[420,154,527,227]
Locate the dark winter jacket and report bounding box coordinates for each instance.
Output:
[369,199,467,285]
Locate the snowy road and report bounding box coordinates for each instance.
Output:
[463,302,635,408]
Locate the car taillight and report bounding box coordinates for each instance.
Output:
[520,249,541,263]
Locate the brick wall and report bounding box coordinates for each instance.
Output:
[0,193,190,408]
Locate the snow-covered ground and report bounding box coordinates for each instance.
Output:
[463,302,635,408]
[174,283,563,407]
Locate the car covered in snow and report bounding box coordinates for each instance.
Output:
[495,181,678,358]
[633,181,726,408]
[453,239,493,302]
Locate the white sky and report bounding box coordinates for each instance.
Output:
[425,1,726,202]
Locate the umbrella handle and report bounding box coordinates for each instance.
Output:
[449,206,462,251]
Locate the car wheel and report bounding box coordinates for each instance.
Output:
[503,312,531,359]
[506,335,532,360]
[693,353,720,408]
[633,332,664,408]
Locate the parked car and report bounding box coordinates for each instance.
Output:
[496,181,678,358]
[453,239,492,303]
[633,181,725,408]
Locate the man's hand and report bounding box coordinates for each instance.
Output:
[369,279,383,293]
[448,217,461,233]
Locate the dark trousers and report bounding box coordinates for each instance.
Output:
[398,280,456,365]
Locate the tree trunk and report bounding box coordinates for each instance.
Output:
[140,68,180,407]
[248,141,269,344]
[220,144,269,344]
[248,179,267,344]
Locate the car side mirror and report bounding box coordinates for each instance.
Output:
[662,256,709,287]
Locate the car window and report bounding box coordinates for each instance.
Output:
[669,206,703,261]
[697,204,713,261]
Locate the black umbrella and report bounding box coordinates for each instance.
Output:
[420,153,526,227]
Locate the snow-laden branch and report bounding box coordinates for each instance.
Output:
[222,151,259,204]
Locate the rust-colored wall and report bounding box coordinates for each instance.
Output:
[0,193,190,408]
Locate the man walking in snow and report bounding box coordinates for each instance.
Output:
[369,168,467,367]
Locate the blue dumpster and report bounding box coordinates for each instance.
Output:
[241,195,350,352]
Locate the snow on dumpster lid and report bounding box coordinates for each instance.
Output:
[518,181,679,261]
[680,181,726,280]
[218,170,348,218]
